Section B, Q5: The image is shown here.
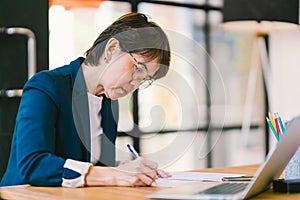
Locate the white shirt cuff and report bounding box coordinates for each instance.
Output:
[62,159,92,188]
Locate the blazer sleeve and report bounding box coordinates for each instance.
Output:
[15,72,67,186]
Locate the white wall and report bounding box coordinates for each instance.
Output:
[270,29,300,122]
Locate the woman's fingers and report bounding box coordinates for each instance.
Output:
[136,173,156,186]
[139,166,158,181]
[157,168,172,178]
[140,157,158,170]
[114,157,172,186]
[117,172,156,187]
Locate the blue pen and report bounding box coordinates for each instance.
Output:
[127,144,139,159]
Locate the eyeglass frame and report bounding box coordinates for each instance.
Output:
[127,52,155,89]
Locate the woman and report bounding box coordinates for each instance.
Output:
[0,12,171,187]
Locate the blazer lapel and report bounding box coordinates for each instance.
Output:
[69,58,118,165]
[72,68,91,162]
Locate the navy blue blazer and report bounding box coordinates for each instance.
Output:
[0,58,118,186]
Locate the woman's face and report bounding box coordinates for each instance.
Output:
[100,50,160,100]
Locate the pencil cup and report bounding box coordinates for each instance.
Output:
[284,147,300,180]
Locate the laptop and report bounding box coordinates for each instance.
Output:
[148,116,300,200]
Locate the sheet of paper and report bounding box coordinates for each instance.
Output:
[152,179,201,187]
[152,171,245,187]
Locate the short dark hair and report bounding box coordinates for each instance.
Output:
[84,12,171,80]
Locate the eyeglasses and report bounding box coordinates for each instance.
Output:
[128,52,154,89]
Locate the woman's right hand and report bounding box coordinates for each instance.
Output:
[85,157,159,187]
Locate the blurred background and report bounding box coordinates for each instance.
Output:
[1,0,300,178]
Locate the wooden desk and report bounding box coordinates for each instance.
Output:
[1,164,300,200]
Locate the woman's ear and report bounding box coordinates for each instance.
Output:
[104,38,121,62]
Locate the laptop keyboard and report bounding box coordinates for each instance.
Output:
[198,183,249,195]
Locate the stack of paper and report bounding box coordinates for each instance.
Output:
[152,171,245,187]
